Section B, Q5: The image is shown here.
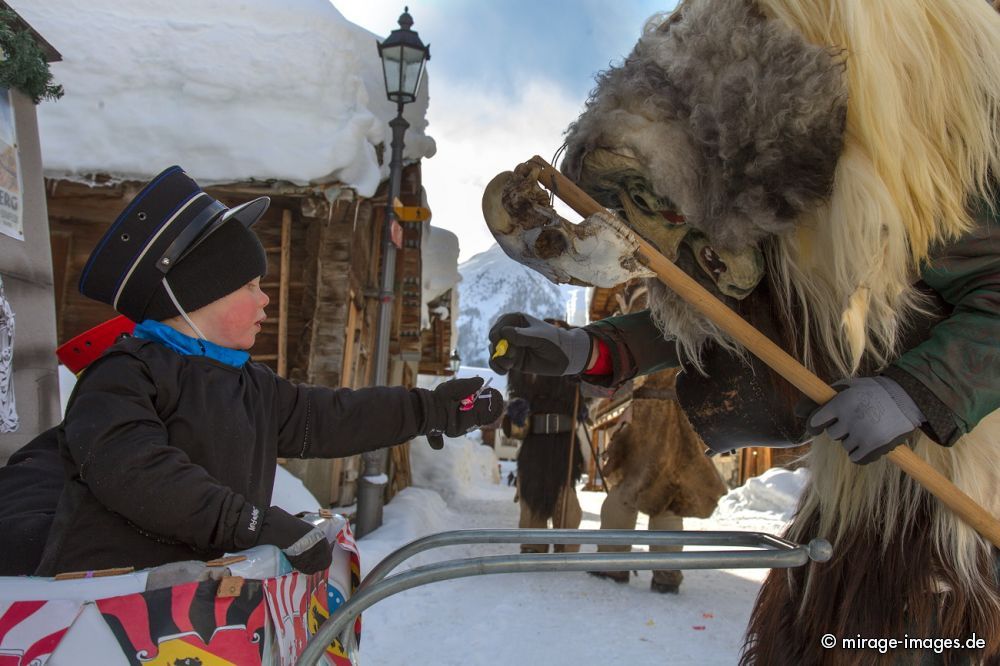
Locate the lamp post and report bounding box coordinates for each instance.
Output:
[449,349,462,375]
[357,7,431,539]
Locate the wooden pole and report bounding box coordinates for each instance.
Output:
[528,155,1000,548]
[581,423,609,492]
[559,385,582,529]
[760,447,773,476]
[277,210,292,377]
[342,292,359,388]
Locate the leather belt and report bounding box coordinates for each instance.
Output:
[632,386,677,401]
[530,413,574,434]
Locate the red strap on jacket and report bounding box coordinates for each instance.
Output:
[584,338,612,376]
[56,315,136,374]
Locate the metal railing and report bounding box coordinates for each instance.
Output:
[298,529,831,664]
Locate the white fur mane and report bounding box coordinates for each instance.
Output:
[760,0,1000,376]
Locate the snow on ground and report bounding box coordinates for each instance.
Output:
[355,437,804,665]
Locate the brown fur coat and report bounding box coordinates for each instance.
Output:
[604,367,727,518]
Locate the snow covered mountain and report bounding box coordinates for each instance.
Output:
[456,244,589,367]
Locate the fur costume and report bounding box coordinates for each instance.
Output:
[600,282,727,519]
[509,370,584,553]
[604,368,726,519]
[589,281,728,591]
[556,1,1000,663]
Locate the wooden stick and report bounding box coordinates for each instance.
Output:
[54,566,134,580]
[559,385,582,530]
[278,209,292,377]
[529,155,1000,548]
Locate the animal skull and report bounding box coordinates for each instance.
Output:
[482,161,654,288]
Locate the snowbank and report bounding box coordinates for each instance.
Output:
[357,433,504,575]
[713,467,809,522]
[271,465,324,515]
[14,0,435,193]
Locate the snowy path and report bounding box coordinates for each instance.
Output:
[354,439,795,665]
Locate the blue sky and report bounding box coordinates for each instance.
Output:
[338,1,675,261]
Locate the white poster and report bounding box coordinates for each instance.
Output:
[0,88,23,241]
[0,275,16,433]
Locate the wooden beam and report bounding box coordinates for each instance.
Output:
[277,210,292,377]
[760,447,773,473]
[46,199,127,225]
[342,292,358,388]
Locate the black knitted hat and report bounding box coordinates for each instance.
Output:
[79,166,269,322]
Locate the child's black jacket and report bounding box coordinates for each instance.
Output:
[36,337,421,575]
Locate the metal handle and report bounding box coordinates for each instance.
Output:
[298,529,831,664]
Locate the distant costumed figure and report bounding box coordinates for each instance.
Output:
[484,1,1000,664]
[591,280,727,594]
[503,321,584,554]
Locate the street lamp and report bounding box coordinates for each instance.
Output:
[449,349,462,374]
[371,7,430,390]
[357,7,431,539]
[377,7,430,105]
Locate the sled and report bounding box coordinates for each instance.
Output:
[297,527,832,664]
[0,513,360,665]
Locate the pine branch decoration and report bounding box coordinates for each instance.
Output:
[0,8,63,104]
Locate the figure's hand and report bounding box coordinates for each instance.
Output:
[806,376,925,464]
[488,312,592,376]
[416,377,504,441]
[257,506,331,574]
[505,397,530,427]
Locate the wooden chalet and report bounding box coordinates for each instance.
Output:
[46,161,454,508]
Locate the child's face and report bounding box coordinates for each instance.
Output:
[189,277,269,349]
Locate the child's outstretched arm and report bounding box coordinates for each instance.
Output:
[273,377,504,458]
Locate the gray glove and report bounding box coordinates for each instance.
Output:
[488,313,592,376]
[807,376,926,464]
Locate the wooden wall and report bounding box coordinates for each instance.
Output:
[419,288,455,375]
[46,179,311,376]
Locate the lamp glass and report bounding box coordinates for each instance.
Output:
[381,45,427,103]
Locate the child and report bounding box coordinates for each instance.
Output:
[32,166,502,577]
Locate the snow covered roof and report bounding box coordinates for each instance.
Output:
[13,0,436,196]
[422,225,460,307]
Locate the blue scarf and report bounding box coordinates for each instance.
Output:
[133,319,250,368]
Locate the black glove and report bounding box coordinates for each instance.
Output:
[488,312,592,376]
[802,376,926,464]
[415,377,504,440]
[257,506,331,574]
[506,397,531,427]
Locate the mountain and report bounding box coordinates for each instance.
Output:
[456,243,589,367]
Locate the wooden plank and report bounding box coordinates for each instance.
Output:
[341,291,358,388]
[759,447,773,473]
[278,209,292,377]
